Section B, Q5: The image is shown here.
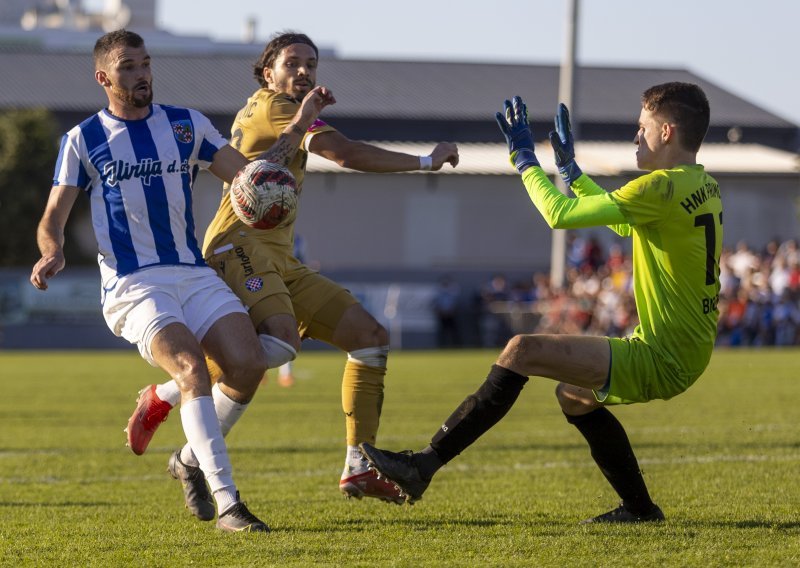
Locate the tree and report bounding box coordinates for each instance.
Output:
[0,109,92,267]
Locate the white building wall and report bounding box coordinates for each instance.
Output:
[191,170,800,273]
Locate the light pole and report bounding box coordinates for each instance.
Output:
[550,0,580,290]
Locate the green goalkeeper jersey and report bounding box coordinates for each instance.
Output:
[521,164,722,380]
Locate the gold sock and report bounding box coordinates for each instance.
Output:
[205,355,224,384]
[341,360,386,446]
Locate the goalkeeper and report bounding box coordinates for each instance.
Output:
[362,82,721,523]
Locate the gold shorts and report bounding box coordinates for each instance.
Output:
[205,240,357,343]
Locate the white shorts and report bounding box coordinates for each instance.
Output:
[101,265,247,366]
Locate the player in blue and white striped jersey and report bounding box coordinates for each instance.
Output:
[53,101,224,287]
[30,29,334,533]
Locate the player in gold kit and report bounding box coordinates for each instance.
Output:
[126,31,459,510]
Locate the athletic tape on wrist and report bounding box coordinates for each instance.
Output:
[419,155,433,171]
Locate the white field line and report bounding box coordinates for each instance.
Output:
[446,452,800,473]
[1,452,799,485]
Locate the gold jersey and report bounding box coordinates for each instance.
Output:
[202,88,336,256]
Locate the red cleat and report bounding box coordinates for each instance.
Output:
[277,373,295,388]
[339,469,405,505]
[125,385,173,455]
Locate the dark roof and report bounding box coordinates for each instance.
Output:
[318,59,794,128]
[1,46,797,149]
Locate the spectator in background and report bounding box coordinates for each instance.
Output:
[431,275,462,348]
[729,240,759,283]
[761,239,780,267]
[740,291,763,346]
[768,255,790,299]
[566,233,605,273]
[566,233,587,269]
[777,239,800,267]
[789,256,800,294]
[480,273,511,347]
[772,290,799,346]
[718,248,737,299]
[531,272,552,303]
[718,288,748,346]
[583,236,605,272]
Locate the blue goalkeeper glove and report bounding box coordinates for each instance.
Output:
[495,96,540,173]
[548,103,583,185]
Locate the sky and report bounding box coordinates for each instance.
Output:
[154,0,800,127]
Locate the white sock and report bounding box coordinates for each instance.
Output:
[155,381,181,407]
[179,396,236,513]
[180,383,250,467]
[342,445,368,478]
[179,443,199,467]
[212,382,250,437]
[214,487,239,516]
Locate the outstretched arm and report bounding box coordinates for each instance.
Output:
[31,184,80,290]
[496,96,629,232]
[569,176,632,237]
[547,103,631,235]
[309,132,459,172]
[521,167,628,230]
[209,85,337,183]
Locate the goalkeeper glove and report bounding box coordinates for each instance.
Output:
[548,103,583,185]
[495,96,539,173]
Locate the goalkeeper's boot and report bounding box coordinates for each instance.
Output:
[359,443,431,504]
[216,494,270,533]
[168,450,215,522]
[339,466,405,505]
[125,384,172,455]
[580,503,665,524]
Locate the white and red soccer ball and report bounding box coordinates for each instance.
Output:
[229,160,298,229]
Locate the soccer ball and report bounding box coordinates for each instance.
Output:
[229,160,298,230]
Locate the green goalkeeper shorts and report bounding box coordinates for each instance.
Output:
[596,337,697,405]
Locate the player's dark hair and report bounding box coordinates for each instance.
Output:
[93,29,145,70]
[253,31,318,88]
[642,82,710,153]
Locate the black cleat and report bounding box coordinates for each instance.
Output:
[580,503,665,524]
[168,450,215,521]
[216,496,270,533]
[359,443,431,504]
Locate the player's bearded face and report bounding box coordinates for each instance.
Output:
[269,44,317,100]
[104,46,154,109]
[111,79,153,108]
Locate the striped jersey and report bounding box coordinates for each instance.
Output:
[53,104,227,286]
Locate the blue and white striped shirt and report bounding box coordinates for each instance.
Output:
[53,104,227,286]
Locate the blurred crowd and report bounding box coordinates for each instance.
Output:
[432,235,800,348]
[717,239,800,346]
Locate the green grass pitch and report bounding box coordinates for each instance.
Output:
[0,348,798,566]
